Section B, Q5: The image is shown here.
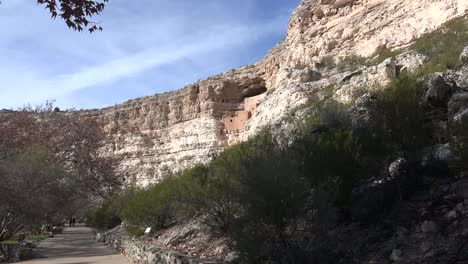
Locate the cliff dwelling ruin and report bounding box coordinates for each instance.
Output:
[222,88,266,134]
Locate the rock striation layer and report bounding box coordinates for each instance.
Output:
[81,66,268,186]
[81,0,468,186]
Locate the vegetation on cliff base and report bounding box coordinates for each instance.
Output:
[85,72,447,263]
[85,17,468,264]
[373,76,430,155]
[411,17,468,74]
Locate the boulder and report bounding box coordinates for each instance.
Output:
[18,247,36,261]
[448,92,468,122]
[383,58,398,79]
[389,158,408,178]
[429,144,458,164]
[225,252,239,262]
[313,7,325,19]
[320,0,336,5]
[460,46,468,65]
[421,144,458,176]
[147,252,157,263]
[452,179,468,199]
[394,51,428,74]
[96,233,106,243]
[442,68,468,96]
[454,108,468,124]
[420,241,433,253]
[333,0,355,8]
[19,240,34,248]
[52,226,63,234]
[399,66,409,77]
[341,70,363,83]
[421,221,438,233]
[456,203,465,214]
[446,210,457,220]
[390,249,403,262]
[424,75,452,108]
[350,157,412,221]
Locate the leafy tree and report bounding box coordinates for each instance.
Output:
[0,103,122,199]
[0,146,77,240]
[0,103,122,241]
[1,0,109,32]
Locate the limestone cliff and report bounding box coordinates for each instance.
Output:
[81,66,267,186]
[82,0,468,186]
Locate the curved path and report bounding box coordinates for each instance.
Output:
[22,226,129,264]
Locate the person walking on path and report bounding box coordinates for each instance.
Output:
[72,218,76,227]
[69,218,72,227]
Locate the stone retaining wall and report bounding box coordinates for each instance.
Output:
[97,232,223,264]
[0,243,20,263]
[0,243,34,263]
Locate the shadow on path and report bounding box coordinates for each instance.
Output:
[21,226,129,264]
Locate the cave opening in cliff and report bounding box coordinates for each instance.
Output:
[242,86,267,99]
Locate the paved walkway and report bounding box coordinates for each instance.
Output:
[22,226,129,264]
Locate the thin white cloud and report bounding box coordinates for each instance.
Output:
[0,0,293,109]
[56,21,282,94]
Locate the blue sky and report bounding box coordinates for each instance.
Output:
[0,0,299,110]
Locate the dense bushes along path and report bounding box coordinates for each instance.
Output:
[22,226,129,264]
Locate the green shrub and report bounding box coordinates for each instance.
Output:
[228,116,362,262]
[371,47,402,65]
[84,188,138,230]
[0,241,19,245]
[411,17,468,74]
[104,74,434,262]
[351,86,371,102]
[317,54,371,71]
[294,128,361,206]
[198,139,266,234]
[85,201,122,230]
[124,224,145,237]
[175,165,211,214]
[316,55,336,69]
[300,99,351,131]
[228,133,313,263]
[287,86,334,119]
[337,55,370,71]
[322,84,336,100]
[25,234,49,243]
[372,75,430,156]
[177,163,239,234]
[121,177,180,229]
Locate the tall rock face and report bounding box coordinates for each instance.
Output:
[278,0,468,68]
[82,0,468,186]
[81,66,268,186]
